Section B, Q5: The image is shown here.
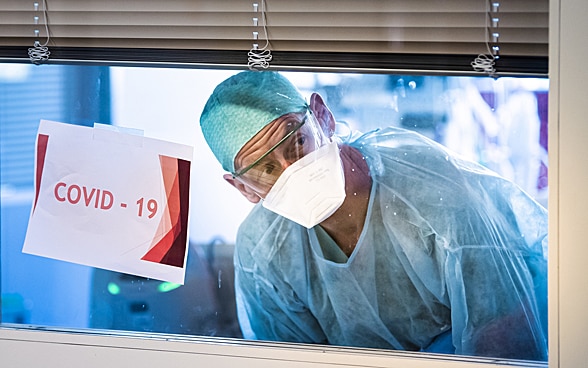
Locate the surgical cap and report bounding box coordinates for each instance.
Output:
[200,71,308,173]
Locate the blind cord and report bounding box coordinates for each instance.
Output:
[248,1,272,70]
[471,0,498,76]
[471,53,495,75]
[28,0,51,64]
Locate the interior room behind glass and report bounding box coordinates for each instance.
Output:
[0,63,548,347]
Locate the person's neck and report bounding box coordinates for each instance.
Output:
[319,145,372,257]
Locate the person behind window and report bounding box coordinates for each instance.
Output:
[198,71,548,361]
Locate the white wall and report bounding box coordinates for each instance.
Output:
[550,0,588,367]
[1,0,587,366]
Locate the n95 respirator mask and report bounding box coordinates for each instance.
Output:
[262,140,346,228]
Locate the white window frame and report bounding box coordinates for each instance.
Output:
[2,0,587,367]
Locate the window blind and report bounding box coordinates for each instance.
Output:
[0,0,548,74]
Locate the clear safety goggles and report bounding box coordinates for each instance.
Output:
[232,111,329,195]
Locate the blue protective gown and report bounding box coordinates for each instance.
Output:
[233,127,548,360]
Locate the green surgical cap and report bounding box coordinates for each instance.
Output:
[200,71,308,173]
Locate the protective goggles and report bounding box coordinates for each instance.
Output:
[232,111,328,194]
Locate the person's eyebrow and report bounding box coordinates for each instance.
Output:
[233,115,307,178]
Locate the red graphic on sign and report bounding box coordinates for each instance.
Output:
[33,134,49,212]
[141,155,190,268]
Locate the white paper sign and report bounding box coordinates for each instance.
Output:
[22,120,193,284]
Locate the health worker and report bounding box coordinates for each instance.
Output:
[199,71,548,361]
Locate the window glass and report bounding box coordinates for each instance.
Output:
[0,63,548,359]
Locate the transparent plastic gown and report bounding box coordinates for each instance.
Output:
[233,127,548,361]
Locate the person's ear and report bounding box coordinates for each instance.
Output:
[309,93,336,137]
[223,174,262,204]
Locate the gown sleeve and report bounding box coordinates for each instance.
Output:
[361,127,548,359]
[442,175,548,360]
[444,238,548,360]
[232,206,328,344]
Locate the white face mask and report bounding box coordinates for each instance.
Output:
[262,140,346,228]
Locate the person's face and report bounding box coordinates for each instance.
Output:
[232,112,328,197]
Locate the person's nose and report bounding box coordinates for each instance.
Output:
[272,148,303,175]
[276,156,295,172]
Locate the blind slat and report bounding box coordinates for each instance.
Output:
[0,40,548,58]
[0,12,549,28]
[0,0,548,13]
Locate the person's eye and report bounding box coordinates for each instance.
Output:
[296,134,307,147]
[261,163,276,176]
